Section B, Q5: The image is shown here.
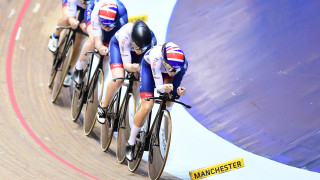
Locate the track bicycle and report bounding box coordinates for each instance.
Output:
[100,71,138,157]
[127,93,191,180]
[48,25,88,103]
[71,50,106,136]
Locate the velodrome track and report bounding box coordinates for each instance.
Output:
[0,0,176,179]
[2,0,320,179]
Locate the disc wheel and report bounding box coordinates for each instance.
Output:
[116,93,135,163]
[148,110,172,180]
[50,39,74,103]
[48,33,68,87]
[100,91,120,151]
[83,68,104,136]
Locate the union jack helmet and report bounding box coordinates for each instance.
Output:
[98,3,117,27]
[162,42,185,73]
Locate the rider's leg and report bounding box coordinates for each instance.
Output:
[101,68,124,107]
[75,25,94,71]
[127,59,154,146]
[55,6,69,36]
[63,27,86,87]
[97,67,124,124]
[48,5,69,52]
[128,98,154,145]
[100,35,124,108]
[125,58,154,161]
[73,9,95,84]
[132,77,141,112]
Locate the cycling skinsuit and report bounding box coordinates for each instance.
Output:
[84,0,99,28]
[139,45,188,98]
[92,0,128,47]
[62,0,86,22]
[108,23,157,70]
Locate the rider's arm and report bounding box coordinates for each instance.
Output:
[171,59,188,96]
[94,35,108,55]
[117,1,128,26]
[147,49,167,93]
[123,62,139,72]
[91,1,107,54]
[91,0,103,37]
[117,24,133,70]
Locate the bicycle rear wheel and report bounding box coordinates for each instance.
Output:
[83,68,104,136]
[148,110,172,180]
[50,40,74,103]
[71,64,89,121]
[116,93,136,163]
[100,91,120,151]
[48,33,68,87]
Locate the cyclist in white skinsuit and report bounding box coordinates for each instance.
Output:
[48,0,88,52]
[72,0,128,85]
[96,20,157,124]
[125,42,188,161]
[48,0,90,87]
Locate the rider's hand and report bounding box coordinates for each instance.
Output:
[164,84,173,93]
[80,22,87,33]
[99,46,108,56]
[131,63,140,72]
[177,87,186,96]
[69,18,79,29]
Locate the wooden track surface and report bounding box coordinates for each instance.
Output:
[0,1,178,179]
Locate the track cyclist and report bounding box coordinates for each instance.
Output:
[96,19,157,124]
[125,42,188,161]
[72,0,128,85]
[48,0,90,87]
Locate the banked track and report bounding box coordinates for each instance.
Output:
[0,0,177,179]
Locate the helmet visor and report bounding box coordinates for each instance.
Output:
[131,42,149,53]
[163,60,181,73]
[98,18,116,29]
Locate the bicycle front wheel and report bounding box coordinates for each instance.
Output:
[48,33,68,87]
[71,85,85,121]
[148,110,172,180]
[100,90,120,151]
[50,39,74,103]
[71,64,89,121]
[116,93,136,163]
[83,68,104,136]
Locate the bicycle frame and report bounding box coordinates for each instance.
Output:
[143,93,192,152]
[115,72,139,130]
[82,51,105,104]
[52,26,88,71]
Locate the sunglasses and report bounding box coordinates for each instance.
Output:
[163,60,181,73]
[98,19,116,29]
[131,42,148,53]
